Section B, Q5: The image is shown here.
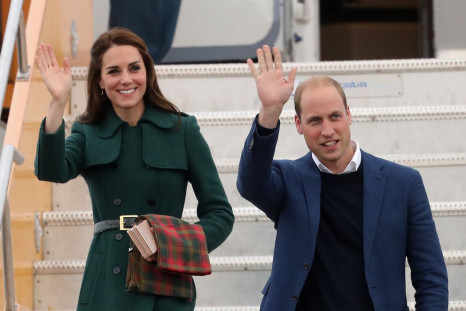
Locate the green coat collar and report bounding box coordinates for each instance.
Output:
[97,105,176,138]
[84,105,186,170]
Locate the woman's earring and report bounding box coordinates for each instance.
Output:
[100,88,104,95]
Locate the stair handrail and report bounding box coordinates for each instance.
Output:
[0,145,24,311]
[0,0,28,309]
[16,9,29,81]
[0,0,28,112]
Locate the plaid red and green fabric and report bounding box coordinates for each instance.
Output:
[126,214,211,299]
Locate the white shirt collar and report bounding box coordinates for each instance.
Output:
[312,140,361,174]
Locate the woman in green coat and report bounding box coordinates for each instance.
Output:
[34,28,234,311]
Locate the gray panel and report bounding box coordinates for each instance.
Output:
[161,0,280,63]
[434,0,466,50]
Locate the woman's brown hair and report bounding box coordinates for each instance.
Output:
[78,27,180,124]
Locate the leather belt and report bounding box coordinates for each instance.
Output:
[94,215,138,234]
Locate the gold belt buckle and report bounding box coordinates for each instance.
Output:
[119,215,138,230]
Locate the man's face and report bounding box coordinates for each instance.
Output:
[294,85,354,174]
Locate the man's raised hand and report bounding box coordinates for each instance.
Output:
[247,45,297,128]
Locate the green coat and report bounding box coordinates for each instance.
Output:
[35,105,234,311]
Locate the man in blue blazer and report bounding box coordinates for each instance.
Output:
[236,45,448,311]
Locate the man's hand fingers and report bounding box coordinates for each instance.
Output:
[287,67,298,86]
[263,45,274,71]
[247,58,259,80]
[273,47,283,72]
[257,48,267,74]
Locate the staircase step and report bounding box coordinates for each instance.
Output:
[28,302,466,311]
[33,251,466,309]
[54,59,466,309]
[43,202,466,223]
[194,303,466,311]
[71,60,466,116]
[51,154,466,212]
[210,160,466,207]
[195,107,466,160]
[64,106,466,160]
[42,203,466,260]
[41,207,276,260]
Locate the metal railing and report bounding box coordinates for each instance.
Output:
[0,0,29,309]
[0,0,29,112]
[0,145,24,311]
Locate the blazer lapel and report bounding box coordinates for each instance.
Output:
[299,153,322,252]
[362,151,386,264]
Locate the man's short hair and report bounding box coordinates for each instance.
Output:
[294,76,347,118]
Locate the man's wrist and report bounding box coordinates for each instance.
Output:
[258,107,281,129]
[256,118,277,137]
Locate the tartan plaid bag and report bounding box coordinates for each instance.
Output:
[126,214,211,299]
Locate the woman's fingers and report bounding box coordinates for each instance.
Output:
[36,43,60,72]
[35,55,44,74]
[35,44,47,73]
[47,44,59,68]
[36,44,52,74]
[43,44,53,68]
[62,57,71,76]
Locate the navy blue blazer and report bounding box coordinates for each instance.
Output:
[237,119,448,311]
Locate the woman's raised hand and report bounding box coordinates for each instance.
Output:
[35,43,72,106]
[35,44,73,133]
[247,45,297,129]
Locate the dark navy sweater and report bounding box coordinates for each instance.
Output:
[296,165,375,311]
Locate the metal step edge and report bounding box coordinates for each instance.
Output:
[196,302,466,311]
[70,58,466,80]
[33,251,466,275]
[29,301,466,311]
[213,153,466,171]
[41,202,466,227]
[195,302,466,311]
[50,151,464,173]
[33,256,273,274]
[42,207,269,226]
[64,105,466,127]
[189,106,466,125]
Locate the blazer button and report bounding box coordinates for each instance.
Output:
[303,263,310,270]
[113,267,121,275]
[115,233,123,241]
[147,198,156,206]
[113,198,122,206]
[292,295,298,301]
[248,138,255,152]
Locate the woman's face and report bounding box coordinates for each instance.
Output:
[99,44,147,120]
